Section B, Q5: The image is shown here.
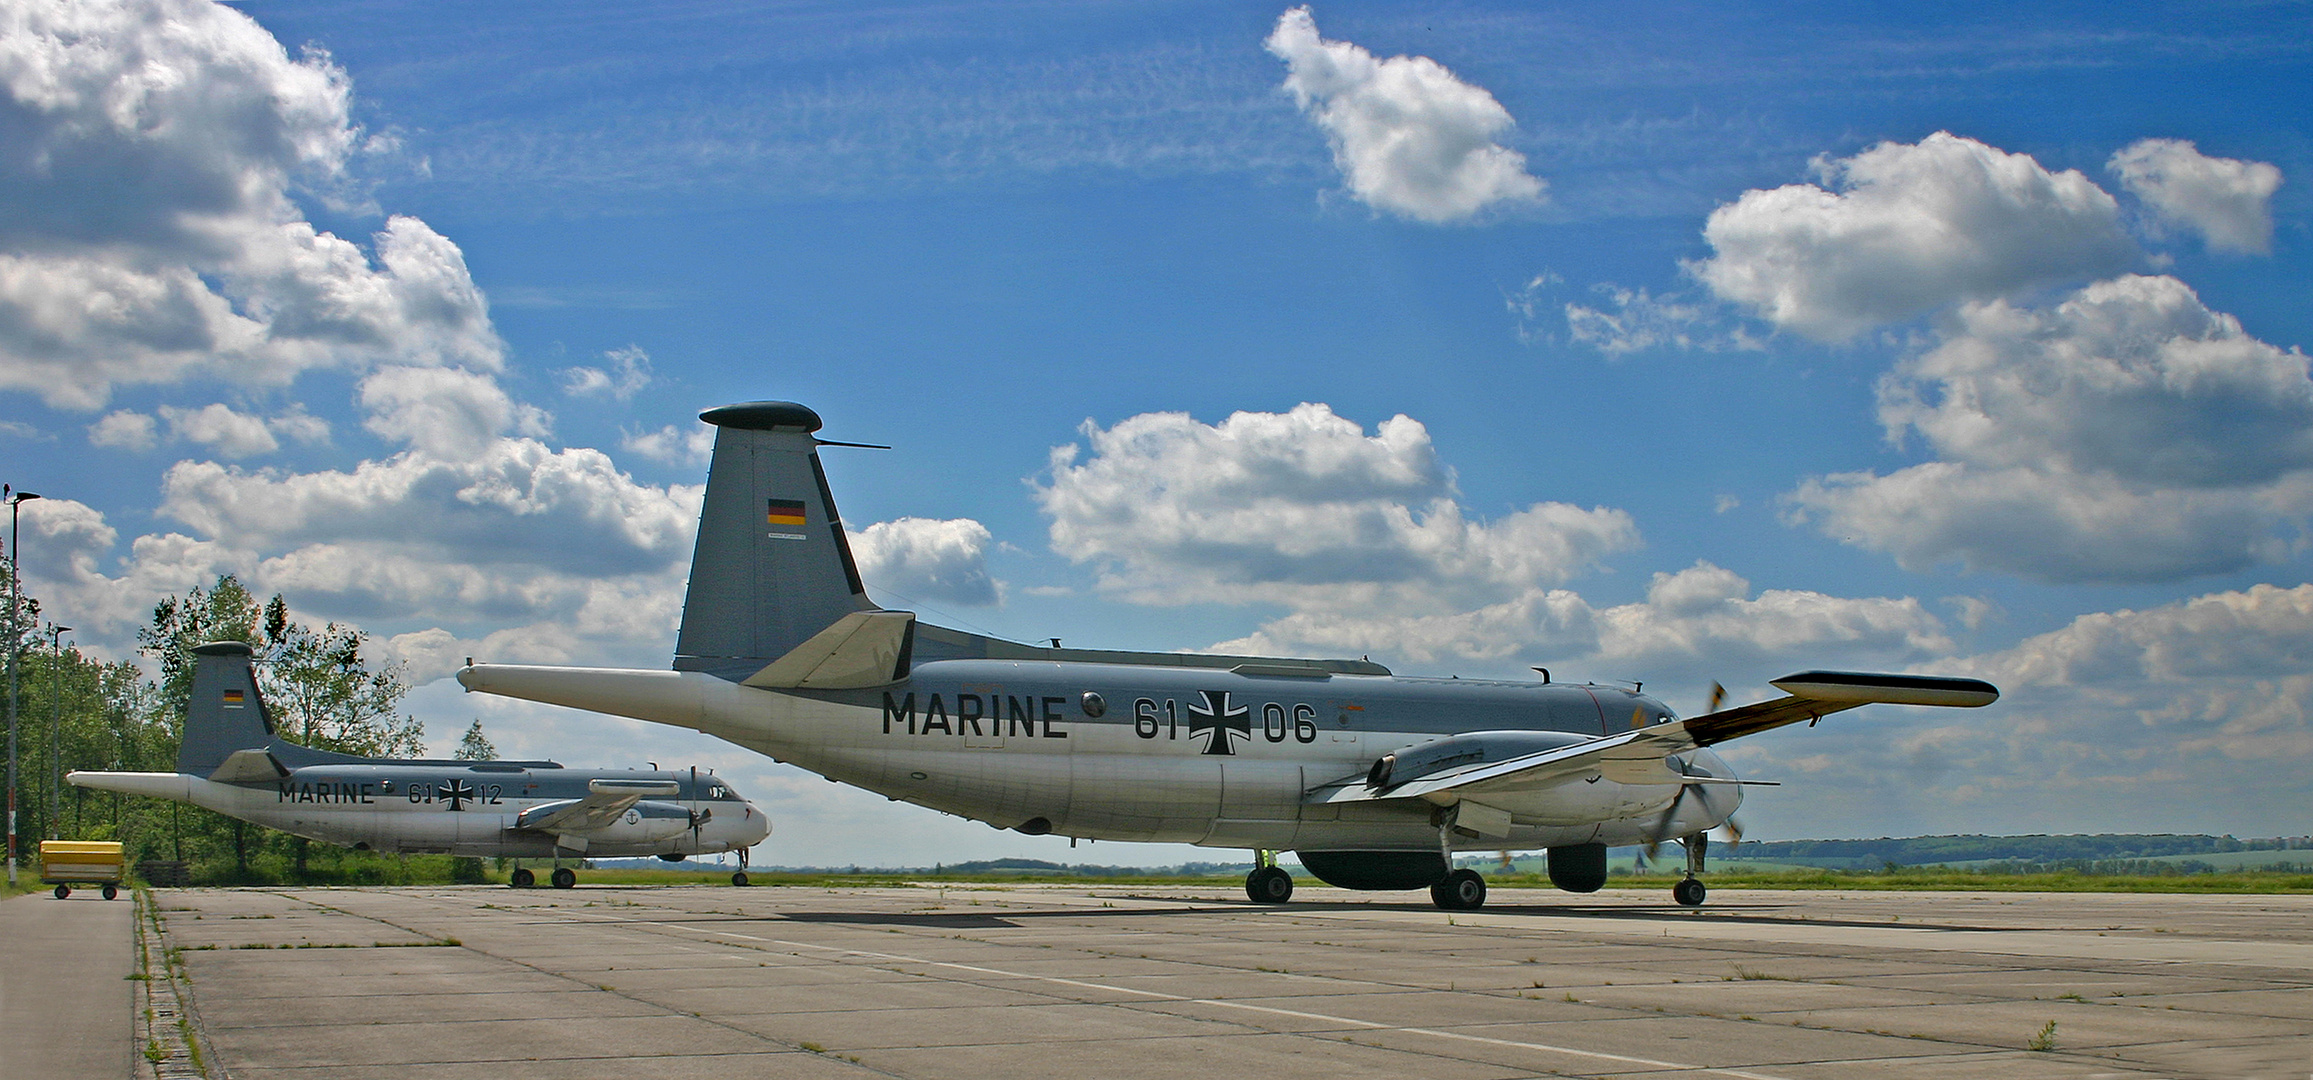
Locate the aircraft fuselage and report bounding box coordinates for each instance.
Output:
[74,764,770,858]
[461,658,1740,853]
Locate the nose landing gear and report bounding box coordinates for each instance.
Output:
[1673,833,1709,907]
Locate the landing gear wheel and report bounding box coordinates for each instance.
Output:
[102,884,118,901]
[550,867,577,889]
[1673,877,1707,907]
[731,871,749,887]
[1245,865,1293,904]
[53,884,69,900]
[1430,868,1486,911]
[510,868,535,889]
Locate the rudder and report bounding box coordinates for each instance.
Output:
[675,401,877,678]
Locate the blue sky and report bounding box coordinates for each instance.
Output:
[4,0,2309,866]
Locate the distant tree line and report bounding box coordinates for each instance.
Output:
[1733,834,2313,867]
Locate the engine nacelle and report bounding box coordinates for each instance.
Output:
[563,800,696,845]
[1546,842,1608,892]
[1295,850,1449,891]
[1366,729,1591,789]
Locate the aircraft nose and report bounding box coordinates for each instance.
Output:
[739,804,772,844]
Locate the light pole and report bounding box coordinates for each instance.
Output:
[6,486,40,887]
[48,624,70,840]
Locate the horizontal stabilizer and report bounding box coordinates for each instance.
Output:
[67,771,197,802]
[744,610,915,690]
[208,748,288,783]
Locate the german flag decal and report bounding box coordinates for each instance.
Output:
[222,689,245,706]
[766,499,808,527]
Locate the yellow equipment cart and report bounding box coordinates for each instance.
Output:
[39,840,125,900]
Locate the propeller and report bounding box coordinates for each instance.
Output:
[1702,682,1739,848]
[688,766,703,852]
[1641,755,1713,862]
[1639,682,1739,861]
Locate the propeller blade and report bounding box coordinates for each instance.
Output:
[1724,814,1744,849]
[1642,756,1705,860]
[1707,681,1726,713]
[1630,705,1646,730]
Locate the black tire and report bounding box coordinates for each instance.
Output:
[1673,878,1707,907]
[731,871,749,887]
[102,884,118,901]
[550,867,576,889]
[53,884,69,900]
[510,868,535,889]
[1431,868,1486,911]
[1245,866,1294,904]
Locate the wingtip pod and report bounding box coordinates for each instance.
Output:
[1770,670,1999,708]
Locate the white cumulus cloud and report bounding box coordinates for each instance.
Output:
[850,517,999,608]
[1693,132,2134,342]
[87,409,158,451]
[1724,584,2313,839]
[2109,139,2284,255]
[621,422,714,467]
[158,438,700,578]
[1216,560,1950,686]
[0,0,501,409]
[1788,275,2313,582]
[155,402,330,459]
[1264,7,1544,224]
[358,365,549,459]
[1035,404,1637,612]
[559,345,653,401]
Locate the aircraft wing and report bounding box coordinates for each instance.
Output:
[514,778,682,834]
[1313,670,1997,806]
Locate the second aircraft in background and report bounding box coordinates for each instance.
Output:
[73,641,771,888]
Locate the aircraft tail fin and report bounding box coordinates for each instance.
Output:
[176,641,277,776]
[675,401,878,679]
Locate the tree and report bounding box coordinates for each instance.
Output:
[454,719,497,761]
[138,575,422,759]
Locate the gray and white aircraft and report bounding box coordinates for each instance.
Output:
[458,400,1998,909]
[71,641,771,888]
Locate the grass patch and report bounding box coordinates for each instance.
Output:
[1596,867,2313,894]
[1728,965,1803,981]
[2027,1020,2059,1051]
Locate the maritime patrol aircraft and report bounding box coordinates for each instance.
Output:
[459,400,1998,909]
[71,641,771,888]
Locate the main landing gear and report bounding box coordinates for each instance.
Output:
[1431,868,1486,910]
[507,861,579,888]
[1673,876,1706,907]
[1245,852,1293,904]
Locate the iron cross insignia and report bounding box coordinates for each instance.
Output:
[1187,690,1251,756]
[439,778,475,811]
